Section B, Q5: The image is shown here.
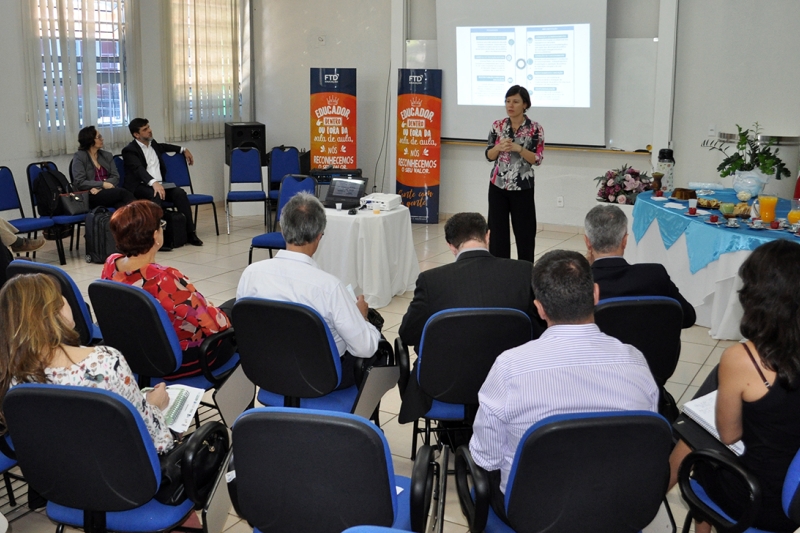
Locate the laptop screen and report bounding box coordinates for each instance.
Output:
[328,177,365,199]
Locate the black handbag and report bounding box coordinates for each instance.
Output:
[155,421,230,507]
[58,190,90,215]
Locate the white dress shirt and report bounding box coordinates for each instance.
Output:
[136,140,184,186]
[469,323,659,493]
[236,250,380,358]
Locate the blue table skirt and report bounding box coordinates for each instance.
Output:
[632,190,796,273]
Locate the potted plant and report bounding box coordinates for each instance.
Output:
[701,122,790,181]
[595,165,651,205]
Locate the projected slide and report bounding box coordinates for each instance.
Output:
[456,24,590,108]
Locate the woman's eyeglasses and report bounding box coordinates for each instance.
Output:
[160,220,167,230]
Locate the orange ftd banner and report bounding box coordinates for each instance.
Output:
[310,68,357,170]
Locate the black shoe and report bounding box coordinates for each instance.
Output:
[160,245,173,252]
[188,235,204,246]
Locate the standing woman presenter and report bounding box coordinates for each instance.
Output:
[485,85,544,262]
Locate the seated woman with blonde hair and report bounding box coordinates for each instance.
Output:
[0,273,173,453]
[102,200,233,380]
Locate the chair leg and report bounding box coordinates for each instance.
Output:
[3,472,15,506]
[681,510,694,533]
[225,201,231,235]
[264,200,269,231]
[211,202,219,235]
[75,223,81,251]
[56,524,65,533]
[411,419,420,460]
[68,225,75,251]
[268,248,274,259]
[55,233,67,265]
[249,246,253,265]
[193,205,199,227]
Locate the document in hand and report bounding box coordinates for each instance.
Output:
[682,391,745,456]
[163,384,205,433]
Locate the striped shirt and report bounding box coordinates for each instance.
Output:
[469,323,659,493]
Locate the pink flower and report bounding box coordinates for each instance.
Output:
[608,195,616,203]
[606,170,615,179]
[623,175,638,191]
[626,167,638,175]
[614,185,621,192]
[606,178,614,186]
[617,195,627,204]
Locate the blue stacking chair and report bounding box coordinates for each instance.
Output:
[112,154,125,190]
[266,145,300,229]
[4,384,197,533]
[7,260,102,345]
[678,447,800,533]
[226,147,266,235]
[248,174,316,263]
[26,162,86,265]
[232,297,362,412]
[88,280,239,392]
[456,411,674,533]
[229,407,431,532]
[0,166,54,248]
[396,308,534,460]
[344,528,411,532]
[162,152,219,235]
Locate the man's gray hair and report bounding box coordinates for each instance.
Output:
[280,192,327,245]
[584,205,627,254]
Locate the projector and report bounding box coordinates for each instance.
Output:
[360,193,402,211]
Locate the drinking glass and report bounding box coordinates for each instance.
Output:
[758,194,779,223]
[788,199,800,225]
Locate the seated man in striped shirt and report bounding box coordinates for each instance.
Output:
[469,249,659,524]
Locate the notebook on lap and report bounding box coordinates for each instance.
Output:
[323,177,367,209]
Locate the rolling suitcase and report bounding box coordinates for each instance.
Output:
[84,207,118,263]
[163,210,188,248]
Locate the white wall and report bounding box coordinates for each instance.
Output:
[0,0,227,218]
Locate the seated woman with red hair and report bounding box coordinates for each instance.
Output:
[101,200,232,379]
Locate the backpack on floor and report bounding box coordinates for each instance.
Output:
[163,210,188,248]
[33,166,71,217]
[84,207,118,264]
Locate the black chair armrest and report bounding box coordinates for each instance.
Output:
[678,449,761,533]
[181,420,230,508]
[354,338,395,386]
[455,444,490,533]
[410,444,435,533]
[395,338,410,395]
[0,434,16,461]
[197,328,237,386]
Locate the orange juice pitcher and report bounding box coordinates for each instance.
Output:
[759,194,779,223]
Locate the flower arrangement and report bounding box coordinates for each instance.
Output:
[595,165,651,205]
[701,122,790,179]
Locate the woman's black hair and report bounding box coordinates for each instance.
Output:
[738,239,800,388]
[77,126,98,151]
[505,85,531,110]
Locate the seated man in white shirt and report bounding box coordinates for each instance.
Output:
[236,192,381,388]
[469,249,659,524]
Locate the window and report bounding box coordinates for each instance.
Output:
[163,0,241,141]
[24,0,131,156]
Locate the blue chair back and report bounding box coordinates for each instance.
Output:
[230,148,263,185]
[232,298,341,399]
[417,308,533,405]
[4,384,161,511]
[113,154,125,189]
[503,411,672,533]
[88,280,183,383]
[231,407,401,533]
[0,167,24,213]
[275,175,317,224]
[7,260,99,345]
[595,296,683,386]
[268,146,300,185]
[161,152,192,189]
[25,161,59,213]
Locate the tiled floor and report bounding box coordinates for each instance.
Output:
[4,205,734,532]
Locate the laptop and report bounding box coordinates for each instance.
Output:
[311,168,363,200]
[323,176,368,209]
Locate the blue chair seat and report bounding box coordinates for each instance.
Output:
[7,217,54,233]
[251,232,286,249]
[51,213,86,225]
[688,479,772,533]
[228,190,267,202]
[424,400,465,420]
[257,383,359,412]
[269,190,280,200]
[152,353,240,389]
[48,497,194,532]
[188,193,215,204]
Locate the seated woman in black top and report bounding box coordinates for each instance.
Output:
[669,239,800,533]
[71,126,135,209]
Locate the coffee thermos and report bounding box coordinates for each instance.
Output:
[656,149,675,191]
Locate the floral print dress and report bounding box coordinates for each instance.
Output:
[43,345,174,453]
[101,254,231,379]
[486,116,545,191]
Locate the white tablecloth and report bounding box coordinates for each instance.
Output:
[627,217,747,340]
[314,206,419,308]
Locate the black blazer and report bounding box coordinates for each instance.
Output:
[121,139,182,193]
[399,249,543,348]
[592,257,696,329]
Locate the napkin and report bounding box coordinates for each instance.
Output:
[664,202,685,210]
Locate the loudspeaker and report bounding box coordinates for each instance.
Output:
[225,122,266,165]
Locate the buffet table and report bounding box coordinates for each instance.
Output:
[314,205,419,308]
[628,190,794,340]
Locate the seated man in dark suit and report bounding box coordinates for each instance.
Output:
[397,212,544,424]
[584,204,695,328]
[122,118,203,247]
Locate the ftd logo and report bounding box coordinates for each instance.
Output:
[324,74,340,83]
[409,75,423,84]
